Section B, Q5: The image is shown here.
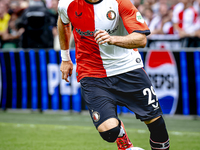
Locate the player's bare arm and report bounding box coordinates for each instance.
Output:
[57,16,73,82]
[94,29,147,49]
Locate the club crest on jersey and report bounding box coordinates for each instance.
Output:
[92,111,100,122]
[136,12,144,23]
[106,10,116,20]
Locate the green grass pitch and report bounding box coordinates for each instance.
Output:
[0,111,200,150]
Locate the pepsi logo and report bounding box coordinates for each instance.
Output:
[145,50,179,115]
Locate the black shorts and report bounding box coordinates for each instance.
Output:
[80,68,163,128]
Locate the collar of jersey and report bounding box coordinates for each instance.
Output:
[84,0,103,4]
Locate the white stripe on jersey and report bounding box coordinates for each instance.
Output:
[93,0,143,76]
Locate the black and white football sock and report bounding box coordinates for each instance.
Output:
[147,116,170,150]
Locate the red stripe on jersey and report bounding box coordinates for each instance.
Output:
[116,0,149,34]
[67,0,107,81]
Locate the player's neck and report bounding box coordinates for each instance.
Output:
[87,0,100,3]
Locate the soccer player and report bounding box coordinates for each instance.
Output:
[57,0,170,149]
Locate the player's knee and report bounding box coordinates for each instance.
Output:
[144,116,161,125]
[97,118,119,132]
[146,116,170,150]
[99,125,120,142]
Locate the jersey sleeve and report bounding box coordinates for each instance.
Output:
[117,0,150,35]
[58,0,73,24]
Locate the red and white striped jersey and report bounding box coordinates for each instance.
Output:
[172,2,198,34]
[163,22,174,34]
[58,0,150,82]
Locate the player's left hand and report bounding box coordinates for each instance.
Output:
[60,60,73,82]
[94,29,113,45]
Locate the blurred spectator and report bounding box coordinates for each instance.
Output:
[0,0,199,49]
[162,8,174,34]
[16,0,56,49]
[1,12,25,48]
[1,0,10,12]
[0,1,10,48]
[0,0,27,49]
[48,0,58,31]
[48,0,60,50]
[143,0,159,14]
[148,3,169,34]
[150,0,168,13]
[194,0,200,39]
[48,0,58,16]
[172,0,200,47]
[143,7,154,27]
[130,0,141,9]
[17,0,29,16]
[45,0,52,8]
[8,1,19,15]
[193,0,200,15]
[170,0,179,7]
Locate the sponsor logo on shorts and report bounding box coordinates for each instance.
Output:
[92,111,100,122]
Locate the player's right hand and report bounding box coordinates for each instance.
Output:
[94,29,112,45]
[60,60,73,82]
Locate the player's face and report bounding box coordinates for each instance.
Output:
[87,0,100,3]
